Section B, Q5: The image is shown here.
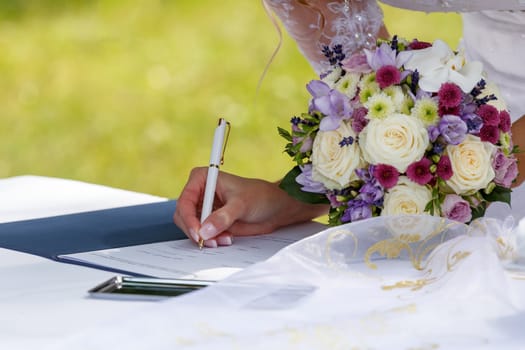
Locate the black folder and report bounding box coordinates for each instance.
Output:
[0,200,186,259]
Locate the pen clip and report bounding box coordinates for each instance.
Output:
[218,118,231,166]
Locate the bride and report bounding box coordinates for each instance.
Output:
[173,0,525,248]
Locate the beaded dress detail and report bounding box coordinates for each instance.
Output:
[263,0,383,73]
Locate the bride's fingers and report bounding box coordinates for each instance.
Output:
[198,197,246,240]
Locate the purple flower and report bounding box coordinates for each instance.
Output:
[438,82,463,108]
[428,125,440,142]
[342,200,372,223]
[341,52,371,73]
[355,166,373,182]
[326,190,345,208]
[492,150,518,188]
[406,158,433,185]
[437,155,453,180]
[306,80,330,97]
[442,194,472,223]
[359,181,384,205]
[479,124,499,144]
[373,164,399,189]
[376,65,401,88]
[293,135,313,153]
[364,42,410,71]
[438,115,468,145]
[499,110,511,133]
[477,104,500,126]
[461,113,483,134]
[307,80,352,131]
[296,165,325,193]
[351,107,369,133]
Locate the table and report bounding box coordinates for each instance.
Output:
[1,176,525,349]
[0,176,167,349]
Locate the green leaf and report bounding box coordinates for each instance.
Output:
[277,127,292,142]
[279,166,329,205]
[471,202,487,221]
[482,185,512,205]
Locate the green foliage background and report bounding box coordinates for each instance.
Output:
[0,0,461,198]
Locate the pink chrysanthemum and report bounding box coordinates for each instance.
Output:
[479,125,500,144]
[438,105,460,117]
[351,107,369,133]
[376,65,401,89]
[408,39,432,50]
[438,83,463,108]
[406,158,433,185]
[499,110,511,133]
[477,104,500,126]
[373,164,399,189]
[437,155,453,180]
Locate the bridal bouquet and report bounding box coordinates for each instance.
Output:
[279,36,519,225]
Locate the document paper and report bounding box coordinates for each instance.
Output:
[58,222,325,280]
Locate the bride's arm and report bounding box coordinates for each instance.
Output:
[263,0,389,73]
[512,116,525,187]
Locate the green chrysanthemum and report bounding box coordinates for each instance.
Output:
[411,97,439,126]
[359,72,377,89]
[500,132,512,154]
[364,92,395,119]
[382,85,405,111]
[335,72,360,99]
[400,96,415,115]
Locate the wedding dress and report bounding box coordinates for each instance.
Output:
[264,0,525,222]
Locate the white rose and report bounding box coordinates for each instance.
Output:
[382,177,432,216]
[359,113,429,172]
[311,121,364,190]
[445,134,496,194]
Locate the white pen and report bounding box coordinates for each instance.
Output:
[198,118,230,249]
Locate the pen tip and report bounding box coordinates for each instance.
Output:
[198,238,204,250]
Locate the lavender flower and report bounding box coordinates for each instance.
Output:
[492,149,518,188]
[307,80,352,131]
[296,164,326,193]
[442,194,472,223]
[438,115,468,145]
[342,199,372,223]
[427,125,440,142]
[341,52,371,73]
[359,181,384,205]
[365,42,409,70]
[461,113,483,134]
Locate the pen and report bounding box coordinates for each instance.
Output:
[199,118,230,249]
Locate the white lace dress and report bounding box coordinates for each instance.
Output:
[264,0,525,221]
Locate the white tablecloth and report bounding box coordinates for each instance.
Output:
[0,176,165,349]
[1,176,525,349]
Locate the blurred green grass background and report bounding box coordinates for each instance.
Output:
[0,0,461,198]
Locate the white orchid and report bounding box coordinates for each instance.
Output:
[400,39,483,93]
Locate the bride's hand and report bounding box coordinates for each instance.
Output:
[173,167,328,248]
